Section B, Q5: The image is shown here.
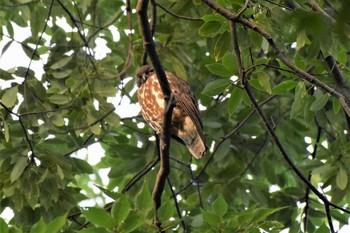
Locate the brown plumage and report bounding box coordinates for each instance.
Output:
[136,65,207,159]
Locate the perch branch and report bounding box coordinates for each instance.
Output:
[137,0,175,228]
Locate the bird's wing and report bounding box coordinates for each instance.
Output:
[167,72,204,135]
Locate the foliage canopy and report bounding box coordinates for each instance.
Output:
[0,0,350,232]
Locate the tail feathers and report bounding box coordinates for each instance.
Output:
[187,135,207,159]
[171,134,207,159]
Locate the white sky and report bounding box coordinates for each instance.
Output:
[1,21,349,232]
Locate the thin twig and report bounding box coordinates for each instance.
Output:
[23,0,53,82]
[303,117,322,232]
[122,158,160,194]
[167,178,187,232]
[0,101,36,162]
[156,3,202,21]
[236,0,250,18]
[264,0,294,11]
[117,0,134,80]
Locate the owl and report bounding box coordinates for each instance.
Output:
[136,65,207,159]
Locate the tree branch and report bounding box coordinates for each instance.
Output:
[116,0,133,80]
[136,0,175,228]
[229,20,244,85]
[243,84,342,232]
[306,0,336,24]
[201,0,350,117]
[324,55,350,102]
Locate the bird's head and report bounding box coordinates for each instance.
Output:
[136,65,155,87]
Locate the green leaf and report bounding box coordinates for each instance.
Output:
[206,63,232,78]
[4,121,10,142]
[214,32,230,61]
[21,43,39,60]
[48,94,71,105]
[51,70,72,79]
[158,200,174,222]
[0,218,9,233]
[1,41,13,56]
[333,98,341,114]
[50,56,73,69]
[87,113,101,135]
[251,207,287,223]
[105,113,120,127]
[0,68,14,80]
[56,165,64,180]
[120,212,144,233]
[94,185,120,200]
[72,158,93,174]
[222,53,238,74]
[228,88,243,117]
[336,167,348,190]
[202,79,231,96]
[112,195,131,225]
[272,80,296,95]
[135,181,152,210]
[199,21,221,37]
[201,209,221,227]
[78,227,110,233]
[310,91,329,111]
[312,164,337,175]
[93,80,117,97]
[31,3,46,39]
[303,96,314,127]
[257,72,272,94]
[1,86,18,108]
[50,113,65,127]
[82,207,114,229]
[212,194,228,218]
[45,214,66,233]
[296,30,311,50]
[10,156,28,183]
[290,82,307,119]
[314,223,330,233]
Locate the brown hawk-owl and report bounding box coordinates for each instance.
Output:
[136,65,207,159]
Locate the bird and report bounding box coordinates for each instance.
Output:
[136,65,207,159]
